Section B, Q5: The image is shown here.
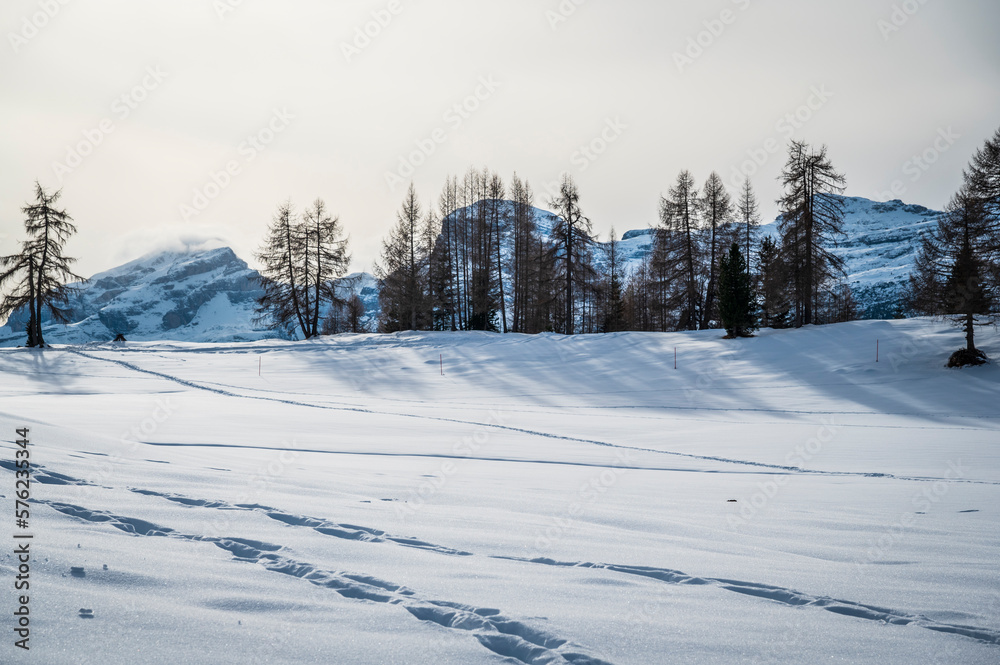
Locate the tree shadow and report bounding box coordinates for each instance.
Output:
[0,347,83,393]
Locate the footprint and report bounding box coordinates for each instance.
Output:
[44,500,615,665]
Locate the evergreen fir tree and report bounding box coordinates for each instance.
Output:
[600,228,626,332]
[737,176,762,276]
[718,243,757,338]
[757,235,791,328]
[375,183,428,332]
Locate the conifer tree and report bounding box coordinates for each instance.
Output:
[548,174,595,335]
[654,170,702,330]
[436,176,462,330]
[911,189,997,366]
[700,172,734,329]
[964,125,1000,293]
[486,172,509,332]
[509,173,537,333]
[424,207,456,331]
[255,201,306,336]
[255,199,350,340]
[757,235,791,328]
[302,198,351,338]
[528,227,559,334]
[966,126,1000,222]
[0,182,85,347]
[375,183,427,332]
[623,251,655,332]
[462,168,501,331]
[718,243,757,338]
[737,176,762,276]
[601,228,626,332]
[346,293,367,333]
[910,127,1000,365]
[777,141,847,326]
[322,291,368,335]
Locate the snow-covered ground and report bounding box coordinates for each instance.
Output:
[1,319,998,664]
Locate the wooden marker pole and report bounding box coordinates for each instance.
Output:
[440,354,443,376]
[674,347,677,370]
[876,340,879,363]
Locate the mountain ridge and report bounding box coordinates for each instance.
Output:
[0,194,939,345]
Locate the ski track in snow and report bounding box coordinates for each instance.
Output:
[130,440,1000,487]
[57,348,1000,486]
[492,557,1000,647]
[130,488,475,556]
[9,459,999,650]
[149,380,1000,435]
[133,442,807,476]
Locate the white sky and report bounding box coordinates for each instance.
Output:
[2,0,998,278]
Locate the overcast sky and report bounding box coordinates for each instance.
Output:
[2,0,999,278]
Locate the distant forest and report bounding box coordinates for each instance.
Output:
[3,132,998,365]
[253,134,999,364]
[260,139,863,338]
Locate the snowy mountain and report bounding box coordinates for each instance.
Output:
[0,247,272,346]
[759,196,941,318]
[448,194,939,321]
[591,195,939,319]
[0,247,379,346]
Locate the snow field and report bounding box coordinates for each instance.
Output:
[0,318,998,663]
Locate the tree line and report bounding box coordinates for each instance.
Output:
[2,131,997,364]
[372,140,858,338]
[375,169,605,336]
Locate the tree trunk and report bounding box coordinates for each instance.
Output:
[803,174,814,326]
[704,221,717,329]
[285,221,307,338]
[685,213,697,330]
[566,224,574,335]
[746,220,751,278]
[313,221,323,338]
[32,207,54,346]
[27,259,38,347]
[495,206,507,333]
